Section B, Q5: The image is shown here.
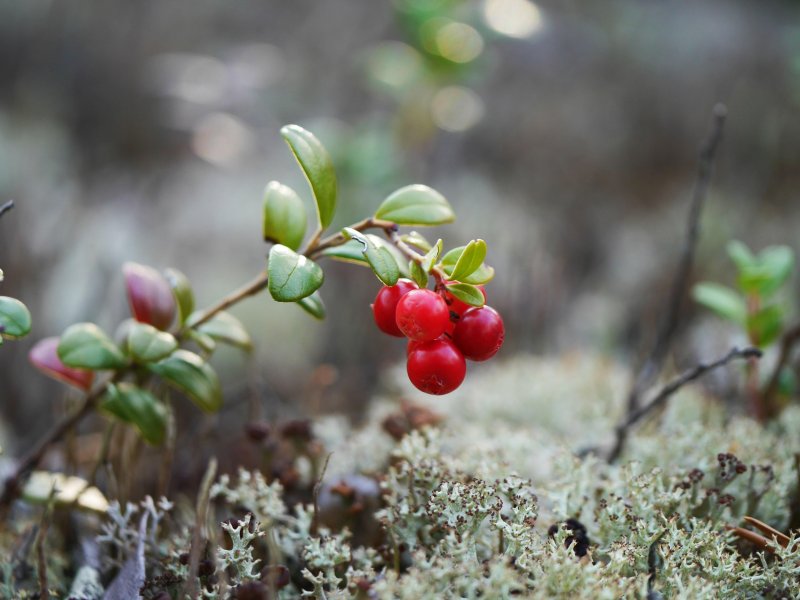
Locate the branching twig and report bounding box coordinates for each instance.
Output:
[0,200,14,221]
[625,104,727,413]
[608,346,761,462]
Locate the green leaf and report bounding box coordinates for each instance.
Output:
[374,184,455,226]
[101,383,167,445]
[449,239,487,282]
[691,282,746,325]
[421,239,443,273]
[0,296,32,339]
[297,291,326,320]
[164,268,195,325]
[320,235,409,278]
[409,260,428,288]
[746,304,784,347]
[127,322,177,363]
[726,240,756,272]
[343,228,399,286]
[148,349,222,413]
[263,181,307,251]
[440,246,495,284]
[280,124,337,230]
[445,283,486,307]
[186,329,217,354]
[57,323,128,370]
[190,311,252,351]
[267,244,324,302]
[737,245,794,297]
[401,231,433,252]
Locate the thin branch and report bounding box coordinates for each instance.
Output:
[608,346,761,462]
[184,272,269,330]
[0,378,115,511]
[0,200,14,220]
[761,323,800,416]
[625,104,727,413]
[310,453,332,536]
[185,458,217,600]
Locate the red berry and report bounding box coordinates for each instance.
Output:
[395,289,450,341]
[447,285,487,317]
[406,338,466,395]
[452,305,504,361]
[372,279,418,337]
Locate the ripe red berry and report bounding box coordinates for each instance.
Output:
[406,337,466,395]
[395,289,450,341]
[452,305,504,361]
[372,279,418,337]
[447,285,487,317]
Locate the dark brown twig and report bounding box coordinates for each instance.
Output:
[608,346,761,462]
[625,105,727,413]
[0,200,14,220]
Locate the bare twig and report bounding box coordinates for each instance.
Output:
[35,502,54,600]
[310,453,332,536]
[0,200,14,220]
[625,104,727,413]
[761,323,800,417]
[185,458,217,600]
[608,346,761,462]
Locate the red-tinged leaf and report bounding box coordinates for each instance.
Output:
[29,337,94,391]
[123,262,176,331]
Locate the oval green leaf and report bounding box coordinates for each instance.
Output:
[440,246,495,284]
[726,240,756,272]
[101,383,167,445]
[746,304,784,348]
[343,228,400,286]
[190,311,252,351]
[421,239,443,273]
[445,283,485,308]
[267,244,325,302]
[401,231,433,252]
[164,268,195,325]
[409,260,428,289]
[320,235,409,278]
[280,124,337,230]
[263,181,308,251]
[737,245,794,297]
[187,329,217,354]
[0,296,32,339]
[449,239,487,282]
[128,322,178,363]
[297,291,326,320]
[375,184,455,226]
[692,282,746,325]
[147,349,222,413]
[58,323,128,370]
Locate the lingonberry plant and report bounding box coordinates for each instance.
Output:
[2,123,501,504]
[370,245,504,394]
[693,240,797,419]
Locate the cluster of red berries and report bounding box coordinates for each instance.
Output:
[372,279,504,395]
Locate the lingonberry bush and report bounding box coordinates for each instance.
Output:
[2,123,501,504]
[693,240,797,419]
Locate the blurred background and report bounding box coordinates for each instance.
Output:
[1,0,799,462]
